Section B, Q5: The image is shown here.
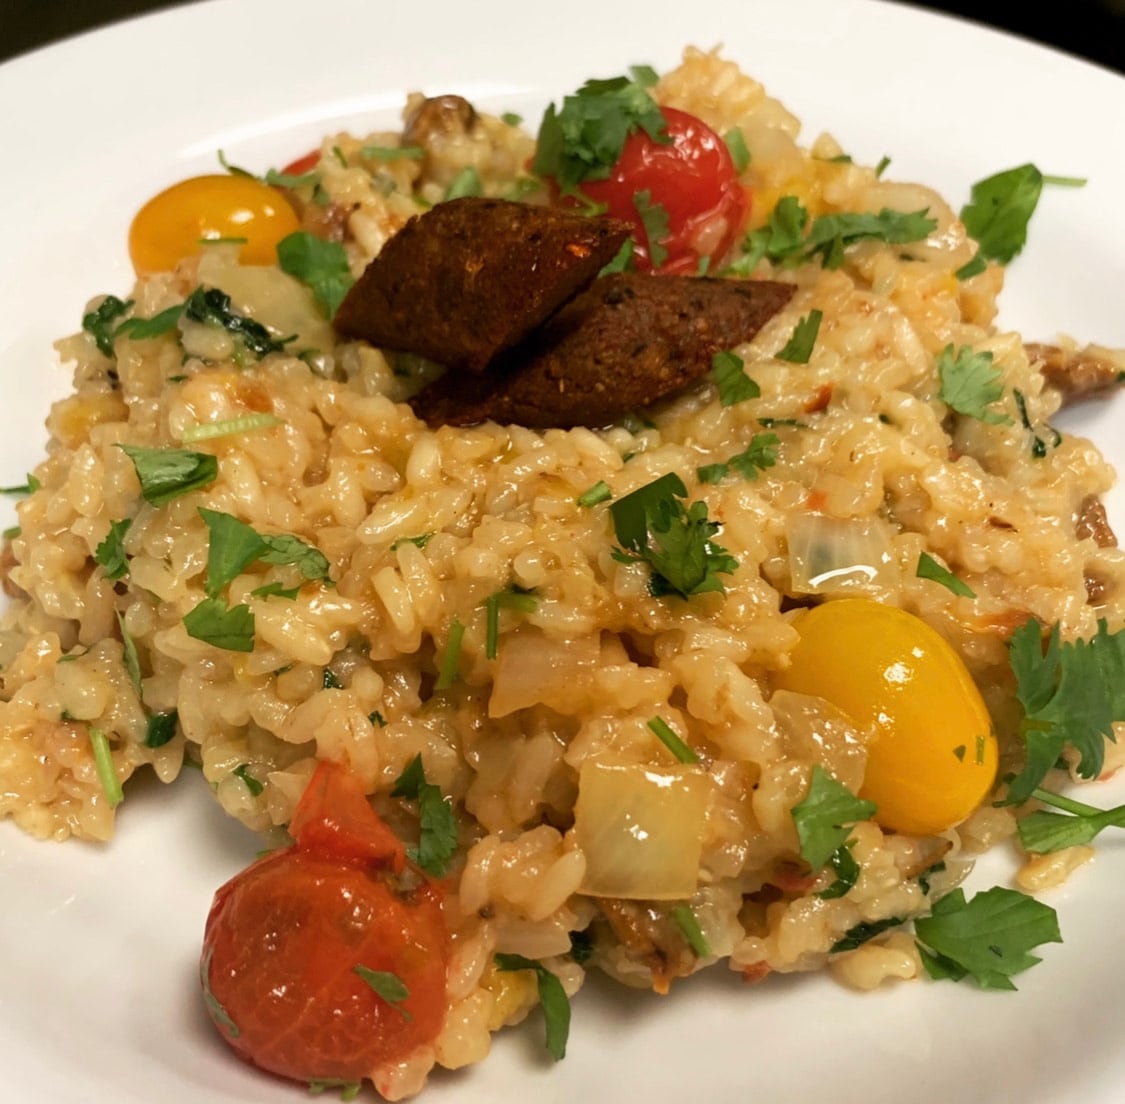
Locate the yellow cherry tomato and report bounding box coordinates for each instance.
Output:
[773,598,997,836]
[128,174,301,276]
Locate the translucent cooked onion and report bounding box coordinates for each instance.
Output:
[785,513,894,595]
[488,628,599,718]
[574,761,709,900]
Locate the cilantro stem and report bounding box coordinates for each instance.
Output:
[647,716,699,763]
[1031,786,1102,818]
[435,617,465,690]
[1041,174,1087,188]
[89,728,123,808]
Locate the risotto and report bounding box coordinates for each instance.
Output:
[2,45,1125,1100]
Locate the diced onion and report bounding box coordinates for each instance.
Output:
[488,628,598,718]
[574,760,709,900]
[785,513,894,595]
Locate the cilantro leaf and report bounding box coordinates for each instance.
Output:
[1005,619,1125,804]
[830,916,905,953]
[275,231,354,318]
[914,887,1061,990]
[610,474,739,598]
[183,597,255,652]
[232,763,264,796]
[776,309,823,364]
[114,303,185,343]
[726,195,809,275]
[391,753,458,877]
[633,189,669,269]
[1018,786,1125,853]
[184,286,287,358]
[353,965,412,1020]
[697,433,779,484]
[494,953,570,1060]
[533,74,668,191]
[711,349,760,407]
[959,163,1043,266]
[94,518,132,580]
[803,208,937,269]
[915,551,975,598]
[444,167,483,200]
[598,237,636,276]
[818,843,861,900]
[0,473,40,495]
[791,765,877,869]
[118,445,218,507]
[198,508,332,597]
[723,128,750,174]
[937,344,1012,424]
[82,295,132,356]
[144,710,178,749]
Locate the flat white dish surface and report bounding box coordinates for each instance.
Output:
[1,1,1124,1101]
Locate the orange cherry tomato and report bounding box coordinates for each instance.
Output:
[201,762,449,1085]
[567,107,749,274]
[128,174,301,276]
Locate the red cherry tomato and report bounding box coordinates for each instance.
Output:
[281,149,321,176]
[574,107,749,274]
[201,762,449,1086]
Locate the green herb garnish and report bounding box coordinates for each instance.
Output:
[776,309,823,364]
[118,445,218,507]
[937,344,1012,424]
[577,480,613,507]
[723,128,750,173]
[184,286,288,358]
[818,843,861,900]
[914,886,1061,989]
[482,586,538,660]
[647,716,699,763]
[181,413,282,443]
[94,518,132,580]
[353,965,412,1020]
[145,710,178,749]
[494,953,570,1060]
[791,765,877,869]
[633,189,669,269]
[232,764,263,796]
[710,349,760,407]
[276,231,355,318]
[182,597,255,652]
[696,433,780,485]
[89,728,123,808]
[609,473,739,598]
[670,904,711,957]
[391,753,458,877]
[916,552,975,598]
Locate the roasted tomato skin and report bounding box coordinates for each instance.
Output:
[200,762,449,1085]
[572,106,749,273]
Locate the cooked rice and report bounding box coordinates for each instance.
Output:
[2,44,1124,1098]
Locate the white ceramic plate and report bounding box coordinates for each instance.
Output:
[2,2,1124,1101]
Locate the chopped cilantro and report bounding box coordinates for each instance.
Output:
[830,916,905,954]
[114,303,185,343]
[598,236,636,275]
[710,349,760,406]
[914,886,1061,989]
[390,532,434,551]
[482,585,538,659]
[577,480,613,508]
[183,597,255,652]
[500,112,523,127]
[368,710,386,727]
[183,286,288,358]
[1004,618,1125,804]
[308,1080,361,1101]
[116,610,143,700]
[569,929,596,965]
[647,716,699,763]
[633,189,670,268]
[144,710,178,749]
[322,667,344,690]
[696,432,779,484]
[353,965,411,1020]
[960,163,1042,266]
[0,473,40,495]
[391,753,458,877]
[250,581,300,600]
[670,904,711,957]
[181,413,282,443]
[89,728,123,808]
[916,552,975,598]
[937,344,1012,425]
[533,73,668,191]
[434,616,465,690]
[276,231,355,318]
[83,295,133,355]
[723,128,750,173]
[791,765,877,869]
[361,144,424,161]
[817,843,861,900]
[1012,388,1060,458]
[875,155,891,178]
[445,167,483,200]
[232,764,263,796]
[609,473,739,598]
[118,445,218,507]
[629,63,660,87]
[494,953,570,1060]
[198,508,332,596]
[776,309,823,364]
[94,518,132,580]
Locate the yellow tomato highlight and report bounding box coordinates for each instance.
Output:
[128,175,301,276]
[773,598,997,836]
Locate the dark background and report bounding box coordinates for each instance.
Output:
[2,0,1123,73]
